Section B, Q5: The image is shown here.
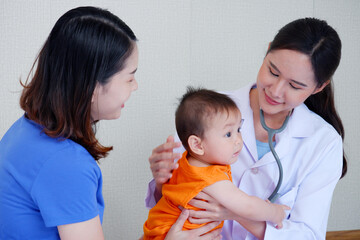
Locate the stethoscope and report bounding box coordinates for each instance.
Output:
[259,109,290,203]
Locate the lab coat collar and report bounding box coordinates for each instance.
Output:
[227,83,317,167]
[287,103,317,138]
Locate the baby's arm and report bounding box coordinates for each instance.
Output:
[202,180,290,227]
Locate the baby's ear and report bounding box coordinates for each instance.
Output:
[188,135,204,155]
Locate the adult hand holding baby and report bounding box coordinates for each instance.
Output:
[165,209,222,240]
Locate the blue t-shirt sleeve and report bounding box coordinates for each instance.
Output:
[30,143,102,227]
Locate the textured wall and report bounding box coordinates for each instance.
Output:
[1,1,359,239]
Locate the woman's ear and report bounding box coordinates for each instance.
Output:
[92,84,99,103]
[312,80,330,95]
[188,135,204,155]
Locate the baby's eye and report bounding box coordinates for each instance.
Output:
[225,132,231,138]
[237,127,241,133]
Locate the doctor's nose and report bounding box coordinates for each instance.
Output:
[270,78,286,98]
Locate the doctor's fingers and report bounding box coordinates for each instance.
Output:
[150,158,179,174]
[188,198,221,213]
[193,191,214,202]
[149,151,181,167]
[188,215,213,225]
[152,168,177,184]
[188,208,222,223]
[195,223,222,240]
[151,140,182,155]
[153,174,171,185]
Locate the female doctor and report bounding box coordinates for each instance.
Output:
[146,18,347,240]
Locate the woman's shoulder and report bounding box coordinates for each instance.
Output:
[31,140,101,198]
[221,83,254,112]
[291,104,341,142]
[8,115,96,167]
[0,116,99,196]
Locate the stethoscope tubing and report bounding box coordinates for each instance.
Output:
[259,109,290,203]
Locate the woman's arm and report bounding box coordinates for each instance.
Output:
[58,215,104,240]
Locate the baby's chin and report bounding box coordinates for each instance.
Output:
[228,158,238,165]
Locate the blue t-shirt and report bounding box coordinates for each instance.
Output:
[0,116,104,239]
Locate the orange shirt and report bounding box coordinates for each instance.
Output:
[143,151,232,240]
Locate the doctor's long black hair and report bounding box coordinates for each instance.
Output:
[267,18,347,178]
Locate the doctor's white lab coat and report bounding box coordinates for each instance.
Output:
[145,83,343,240]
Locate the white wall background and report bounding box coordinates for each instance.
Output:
[1,0,359,239]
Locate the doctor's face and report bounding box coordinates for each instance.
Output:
[256,49,325,117]
[91,44,139,121]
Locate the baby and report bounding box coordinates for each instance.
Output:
[143,87,289,239]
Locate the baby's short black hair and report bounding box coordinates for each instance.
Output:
[175,86,239,152]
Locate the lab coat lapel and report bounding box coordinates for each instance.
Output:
[251,104,314,168]
[251,127,291,168]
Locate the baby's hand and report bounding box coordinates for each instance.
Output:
[268,201,290,229]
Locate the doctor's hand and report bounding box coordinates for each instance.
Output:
[149,135,182,186]
[165,209,222,240]
[148,136,182,197]
[187,191,235,224]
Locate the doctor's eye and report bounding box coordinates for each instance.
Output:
[269,68,279,77]
[289,82,301,90]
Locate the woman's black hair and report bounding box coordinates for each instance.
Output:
[268,18,347,178]
[20,6,137,160]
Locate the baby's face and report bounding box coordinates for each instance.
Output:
[201,109,243,165]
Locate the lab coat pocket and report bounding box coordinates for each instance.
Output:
[277,187,298,209]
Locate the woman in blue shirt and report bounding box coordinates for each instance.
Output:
[0,6,138,239]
